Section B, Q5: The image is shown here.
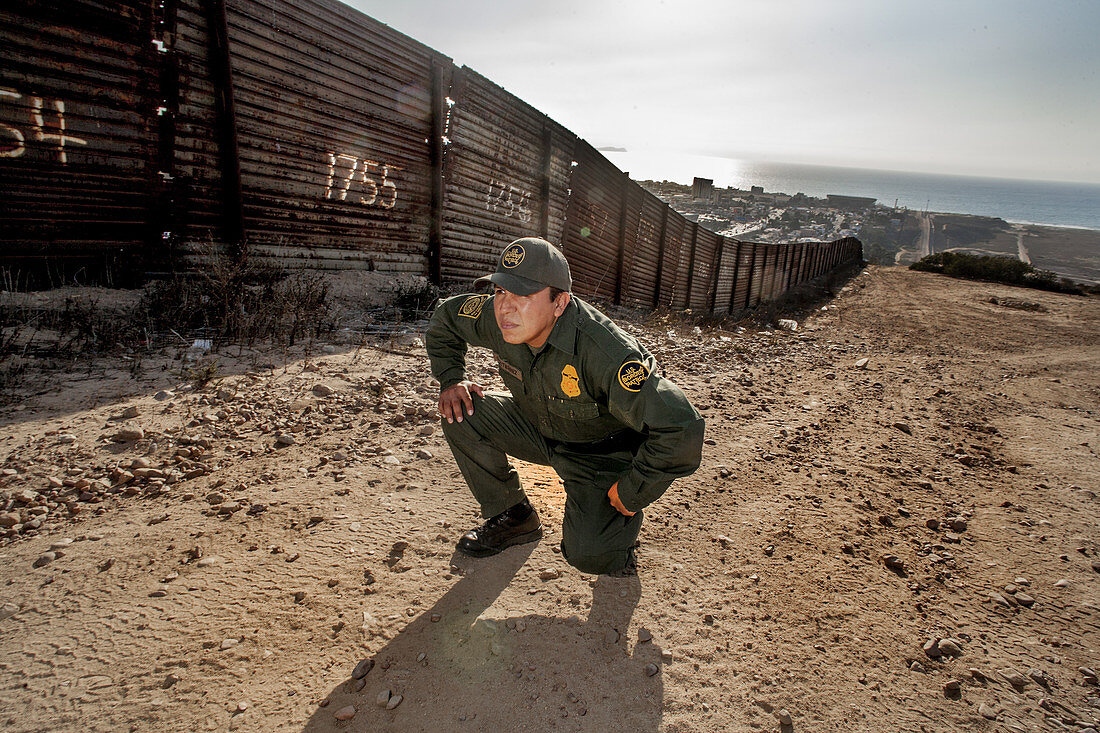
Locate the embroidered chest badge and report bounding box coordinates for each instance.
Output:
[458,294,488,319]
[617,360,650,392]
[560,364,581,397]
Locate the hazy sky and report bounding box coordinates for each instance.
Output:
[347,0,1099,184]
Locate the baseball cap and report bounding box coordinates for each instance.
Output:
[474,237,572,296]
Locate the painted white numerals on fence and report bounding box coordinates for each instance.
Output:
[0,87,88,163]
[486,180,532,223]
[324,152,400,209]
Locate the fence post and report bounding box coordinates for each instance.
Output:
[652,206,669,308]
[206,0,245,259]
[428,60,446,285]
[684,223,699,308]
[709,239,724,312]
[538,123,552,239]
[613,172,630,305]
[744,242,756,310]
[727,241,742,314]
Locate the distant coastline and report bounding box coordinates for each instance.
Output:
[604,150,1100,231]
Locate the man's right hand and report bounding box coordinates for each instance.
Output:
[438,380,485,424]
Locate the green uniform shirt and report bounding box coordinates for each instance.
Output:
[425,293,705,511]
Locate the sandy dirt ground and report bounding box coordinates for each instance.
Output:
[0,266,1098,732]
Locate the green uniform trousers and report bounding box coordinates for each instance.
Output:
[441,392,643,575]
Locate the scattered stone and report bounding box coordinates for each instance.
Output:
[944,680,961,696]
[881,554,906,572]
[276,434,296,446]
[538,568,562,581]
[0,512,19,528]
[376,690,393,707]
[938,639,963,657]
[333,705,356,721]
[777,319,798,331]
[1015,592,1035,607]
[111,426,145,443]
[947,517,968,532]
[893,422,912,435]
[854,357,870,369]
[416,449,433,460]
[638,628,653,643]
[312,384,335,397]
[644,663,660,677]
[33,552,56,568]
[418,425,435,437]
[775,709,793,726]
[923,639,942,659]
[1027,669,1051,688]
[220,638,240,650]
[154,390,173,401]
[987,592,1012,608]
[999,668,1028,690]
[293,591,306,604]
[120,406,140,419]
[386,694,403,710]
[1091,560,1100,574]
[978,703,997,720]
[1054,579,1070,588]
[352,659,374,680]
[910,661,927,673]
[234,701,249,714]
[163,674,180,688]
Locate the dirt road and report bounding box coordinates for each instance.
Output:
[1,267,1097,732]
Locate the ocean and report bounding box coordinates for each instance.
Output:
[603,150,1100,231]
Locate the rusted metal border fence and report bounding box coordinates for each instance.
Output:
[0,0,861,312]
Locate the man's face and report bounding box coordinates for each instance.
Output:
[493,286,570,348]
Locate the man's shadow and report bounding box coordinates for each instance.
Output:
[301,544,663,732]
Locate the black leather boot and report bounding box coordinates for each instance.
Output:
[456,498,542,557]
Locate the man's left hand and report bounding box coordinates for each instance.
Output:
[608,482,635,517]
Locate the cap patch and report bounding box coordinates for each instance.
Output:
[560,364,581,397]
[617,360,650,392]
[501,243,525,269]
[458,294,488,319]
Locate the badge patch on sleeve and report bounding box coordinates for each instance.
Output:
[560,364,581,397]
[458,294,488,319]
[617,360,650,392]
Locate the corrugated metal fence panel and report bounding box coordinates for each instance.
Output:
[440,67,573,284]
[732,241,752,310]
[615,182,645,306]
[620,189,665,307]
[171,0,225,249]
[174,0,447,270]
[544,122,575,248]
[0,0,158,282]
[688,228,720,311]
[563,141,624,301]
[711,239,737,315]
[655,212,685,308]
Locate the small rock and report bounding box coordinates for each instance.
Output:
[386,694,403,710]
[881,554,906,572]
[333,705,356,721]
[925,518,941,531]
[923,638,942,659]
[1015,592,1035,607]
[352,659,374,679]
[775,709,793,725]
[638,628,653,643]
[120,406,140,419]
[418,425,435,437]
[909,661,927,673]
[112,427,145,443]
[978,702,997,719]
[1053,579,1070,588]
[312,384,335,397]
[416,449,433,460]
[644,663,660,677]
[234,701,249,713]
[948,517,968,532]
[154,390,173,401]
[376,689,392,707]
[220,638,240,650]
[938,638,963,657]
[276,434,296,446]
[293,591,306,604]
[0,512,20,528]
[999,668,1028,690]
[944,680,961,694]
[1091,560,1100,574]
[1027,669,1051,688]
[538,568,562,581]
[893,422,912,435]
[163,674,180,688]
[33,552,56,568]
[854,357,870,369]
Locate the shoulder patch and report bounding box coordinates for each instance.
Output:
[617,360,650,392]
[457,294,488,319]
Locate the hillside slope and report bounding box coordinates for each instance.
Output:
[1,267,1097,732]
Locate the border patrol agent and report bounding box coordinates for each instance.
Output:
[425,237,704,576]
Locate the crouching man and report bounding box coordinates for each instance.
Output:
[425,237,704,576]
